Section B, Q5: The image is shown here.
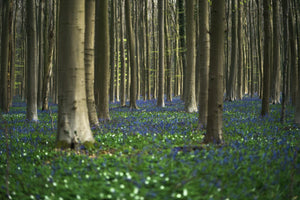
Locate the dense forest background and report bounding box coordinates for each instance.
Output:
[0,0,300,199]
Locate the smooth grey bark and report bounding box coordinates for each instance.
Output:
[204,0,225,144]
[57,0,94,148]
[109,0,115,103]
[26,0,38,121]
[198,0,209,128]
[185,0,197,112]
[157,0,165,107]
[237,0,243,100]
[119,0,126,107]
[85,0,99,127]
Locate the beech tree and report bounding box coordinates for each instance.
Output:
[56,0,94,148]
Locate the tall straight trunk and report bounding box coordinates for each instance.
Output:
[152,0,157,99]
[119,0,126,106]
[125,0,138,109]
[205,0,225,144]
[249,0,254,97]
[271,0,281,104]
[295,0,300,124]
[95,0,111,121]
[115,0,120,102]
[165,3,172,102]
[178,0,186,101]
[261,0,271,117]
[37,0,44,108]
[85,0,99,127]
[237,0,243,100]
[57,0,94,148]
[198,0,209,128]
[157,0,165,107]
[26,0,38,121]
[227,0,237,101]
[145,1,151,100]
[289,7,298,106]
[42,1,55,111]
[109,0,115,103]
[135,0,141,100]
[185,0,197,112]
[0,0,12,113]
[281,0,289,123]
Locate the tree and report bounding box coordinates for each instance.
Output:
[261,0,271,117]
[236,0,243,100]
[157,0,165,107]
[204,0,225,144]
[56,0,94,148]
[226,0,238,101]
[85,0,99,127]
[109,0,115,103]
[119,0,126,107]
[0,0,12,113]
[125,0,138,109]
[26,0,38,121]
[271,0,281,104]
[95,0,111,120]
[198,0,209,128]
[42,0,55,111]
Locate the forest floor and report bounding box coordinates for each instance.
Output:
[0,96,299,200]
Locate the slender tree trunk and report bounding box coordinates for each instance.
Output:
[57,0,94,148]
[37,0,44,108]
[295,0,300,124]
[115,0,120,102]
[178,0,186,101]
[256,0,263,98]
[125,0,138,109]
[198,0,209,128]
[261,0,271,117]
[237,0,243,100]
[289,6,297,106]
[165,3,172,102]
[281,0,289,123]
[95,0,111,121]
[85,0,99,127]
[109,0,115,103]
[119,0,126,106]
[157,0,165,107]
[0,0,12,113]
[205,0,225,144]
[227,0,237,101]
[152,0,157,99]
[185,0,197,112]
[145,1,151,100]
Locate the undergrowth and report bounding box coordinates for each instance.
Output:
[0,97,299,200]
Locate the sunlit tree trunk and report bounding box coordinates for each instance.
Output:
[261,0,271,117]
[95,0,111,120]
[26,0,38,121]
[157,0,165,107]
[205,0,225,144]
[185,0,197,112]
[57,0,94,148]
[85,0,99,127]
[125,0,138,109]
[198,0,209,128]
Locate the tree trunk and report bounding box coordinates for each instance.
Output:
[95,0,111,121]
[198,0,209,128]
[295,0,300,124]
[0,0,12,113]
[157,0,165,107]
[125,0,138,109]
[281,0,289,123]
[226,0,237,101]
[145,1,151,100]
[178,0,186,101]
[26,0,38,121]
[237,0,243,100]
[205,0,225,144]
[85,0,99,127]
[119,0,126,106]
[185,0,197,112]
[165,3,172,102]
[57,0,94,149]
[37,0,44,108]
[261,0,271,117]
[115,1,120,102]
[109,0,115,103]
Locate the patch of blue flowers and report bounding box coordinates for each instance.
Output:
[0,97,299,200]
